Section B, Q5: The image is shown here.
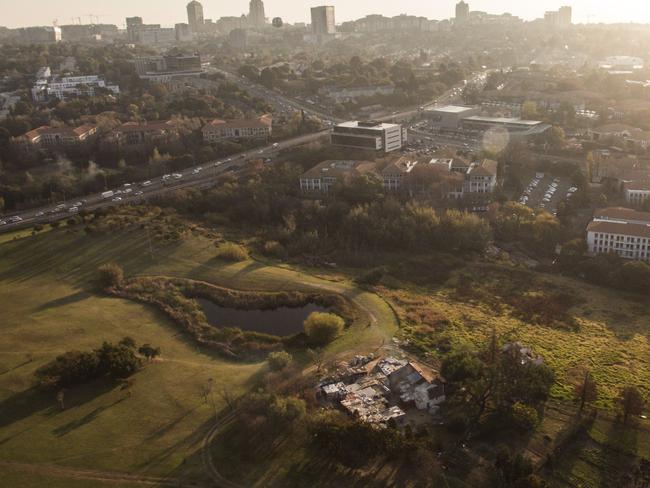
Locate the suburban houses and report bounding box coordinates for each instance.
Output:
[586,207,650,262]
[108,120,179,148]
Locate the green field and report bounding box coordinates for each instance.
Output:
[0,225,398,486]
[383,264,650,407]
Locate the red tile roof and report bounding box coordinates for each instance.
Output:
[587,220,650,239]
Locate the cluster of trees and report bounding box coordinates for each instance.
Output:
[558,241,650,294]
[441,337,555,434]
[35,337,159,388]
[238,55,468,111]
[487,202,563,255]
[303,312,344,347]
[162,163,492,258]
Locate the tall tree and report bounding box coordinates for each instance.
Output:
[574,371,598,411]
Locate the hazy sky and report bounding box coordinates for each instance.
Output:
[1,0,648,28]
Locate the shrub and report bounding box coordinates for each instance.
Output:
[303,312,344,346]
[50,221,61,229]
[509,402,539,430]
[33,224,44,232]
[215,242,249,262]
[262,240,287,259]
[267,350,293,371]
[355,267,386,286]
[97,263,124,290]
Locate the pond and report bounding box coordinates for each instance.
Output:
[196,298,328,337]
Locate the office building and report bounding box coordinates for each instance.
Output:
[187,0,205,33]
[331,121,406,153]
[31,74,119,101]
[248,0,266,28]
[134,54,202,82]
[175,23,193,42]
[14,26,61,44]
[126,17,143,42]
[217,16,247,35]
[311,6,336,35]
[545,6,572,28]
[455,1,470,23]
[587,208,650,262]
[425,105,480,129]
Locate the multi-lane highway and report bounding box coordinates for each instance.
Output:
[0,130,329,233]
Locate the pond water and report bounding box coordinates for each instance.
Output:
[196,298,328,337]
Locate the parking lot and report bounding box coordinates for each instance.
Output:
[518,173,577,213]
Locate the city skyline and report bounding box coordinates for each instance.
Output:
[2,0,650,28]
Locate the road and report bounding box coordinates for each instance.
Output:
[0,130,329,233]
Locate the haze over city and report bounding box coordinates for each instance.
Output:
[1,0,650,487]
[1,0,650,27]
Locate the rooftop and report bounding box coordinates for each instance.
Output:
[594,207,650,224]
[336,120,400,130]
[587,220,650,239]
[301,160,378,180]
[427,105,477,114]
[463,115,543,126]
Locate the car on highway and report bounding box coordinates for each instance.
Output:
[192,167,202,175]
[135,191,144,196]
[142,180,153,187]
[68,207,79,213]
[9,216,23,223]
[172,173,183,179]
[213,161,223,168]
[272,143,279,148]
[112,197,122,202]
[73,201,83,207]
[0,220,6,226]
[35,211,45,217]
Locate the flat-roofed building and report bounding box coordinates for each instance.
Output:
[331,121,406,153]
[300,160,378,194]
[624,181,650,207]
[587,207,650,262]
[461,115,548,134]
[425,105,480,129]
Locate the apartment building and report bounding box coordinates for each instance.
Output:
[110,121,179,147]
[587,207,650,262]
[202,114,272,142]
[331,121,406,153]
[13,124,98,151]
[134,54,203,82]
[300,160,378,194]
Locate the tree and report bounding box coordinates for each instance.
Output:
[138,344,161,361]
[267,351,292,371]
[303,312,344,346]
[619,386,645,425]
[119,337,137,349]
[574,371,598,411]
[521,101,538,120]
[97,263,124,290]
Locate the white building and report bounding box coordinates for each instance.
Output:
[587,207,650,262]
[624,181,650,207]
[331,121,406,153]
[425,105,480,129]
[32,74,119,102]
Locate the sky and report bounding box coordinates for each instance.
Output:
[0,0,649,28]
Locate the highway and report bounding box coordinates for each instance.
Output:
[0,130,329,233]
[0,69,491,233]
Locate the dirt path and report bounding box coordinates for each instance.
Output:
[0,461,198,487]
[200,411,244,488]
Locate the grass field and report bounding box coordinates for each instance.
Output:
[0,225,398,486]
[381,263,650,408]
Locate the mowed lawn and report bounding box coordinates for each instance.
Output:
[0,226,397,484]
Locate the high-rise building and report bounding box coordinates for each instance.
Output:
[187,1,204,33]
[558,6,572,27]
[248,0,266,28]
[126,17,143,42]
[545,6,572,28]
[311,6,336,35]
[455,1,470,23]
